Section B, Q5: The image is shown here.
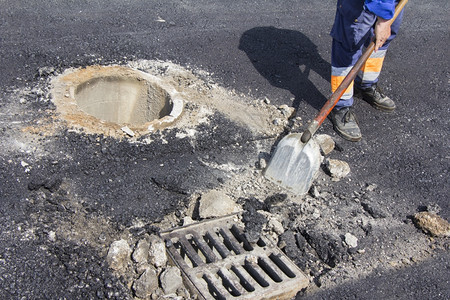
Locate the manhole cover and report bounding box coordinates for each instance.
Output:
[162,215,309,299]
[51,65,183,136]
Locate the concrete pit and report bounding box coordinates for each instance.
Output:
[52,65,183,136]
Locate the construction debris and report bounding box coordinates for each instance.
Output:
[106,239,132,271]
[413,212,450,237]
[325,159,350,180]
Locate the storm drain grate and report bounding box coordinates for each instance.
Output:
[161,215,309,299]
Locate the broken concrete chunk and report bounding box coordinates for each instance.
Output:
[272,118,287,126]
[312,208,321,219]
[136,262,152,275]
[278,104,296,118]
[309,185,321,198]
[132,267,158,298]
[132,239,150,264]
[106,239,131,271]
[325,159,350,180]
[366,183,378,191]
[258,157,267,170]
[413,212,450,237]
[268,217,284,235]
[121,126,135,137]
[199,190,241,219]
[344,233,358,248]
[160,266,183,294]
[149,235,167,268]
[48,231,56,242]
[182,216,195,226]
[315,134,335,155]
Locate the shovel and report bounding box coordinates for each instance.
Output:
[264,0,408,195]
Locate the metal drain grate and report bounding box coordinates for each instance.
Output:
[161,214,309,299]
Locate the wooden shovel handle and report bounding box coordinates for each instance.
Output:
[301,0,408,143]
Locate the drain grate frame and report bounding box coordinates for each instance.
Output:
[161,214,309,300]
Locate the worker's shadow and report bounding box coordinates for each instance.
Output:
[239,26,330,111]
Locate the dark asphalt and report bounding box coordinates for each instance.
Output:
[303,250,450,300]
[1,0,448,299]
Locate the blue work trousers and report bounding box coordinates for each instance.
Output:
[331,0,404,109]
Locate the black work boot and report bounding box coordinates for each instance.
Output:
[330,107,362,142]
[354,84,396,112]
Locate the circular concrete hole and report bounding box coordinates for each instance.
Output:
[52,66,183,137]
[74,76,172,126]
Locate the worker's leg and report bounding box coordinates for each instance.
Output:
[330,38,364,141]
[331,39,364,110]
[356,8,405,89]
[354,8,404,111]
[330,0,376,110]
[329,1,376,141]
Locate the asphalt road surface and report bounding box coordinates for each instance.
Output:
[0,0,448,299]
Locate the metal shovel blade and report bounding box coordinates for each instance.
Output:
[264,133,321,195]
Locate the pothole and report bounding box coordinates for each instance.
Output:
[74,76,170,126]
[51,65,183,137]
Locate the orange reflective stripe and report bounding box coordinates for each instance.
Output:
[331,75,354,95]
[361,56,385,73]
